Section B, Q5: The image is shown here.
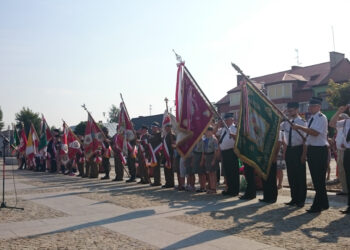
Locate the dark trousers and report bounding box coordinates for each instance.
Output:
[127,156,136,179]
[153,163,161,184]
[263,162,277,201]
[221,149,240,195]
[285,145,306,204]
[77,162,84,176]
[50,159,57,172]
[164,164,174,187]
[307,146,329,210]
[343,149,350,206]
[114,155,124,180]
[244,164,256,197]
[102,157,110,177]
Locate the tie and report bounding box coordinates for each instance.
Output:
[308,117,314,128]
[347,127,350,142]
[219,130,227,144]
[288,120,294,146]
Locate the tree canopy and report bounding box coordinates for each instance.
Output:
[15,107,41,135]
[327,80,350,109]
[108,104,120,123]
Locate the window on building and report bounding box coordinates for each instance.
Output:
[229,92,241,106]
[267,83,292,100]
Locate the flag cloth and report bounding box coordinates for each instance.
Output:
[26,123,39,162]
[18,128,27,153]
[175,63,213,158]
[84,113,104,159]
[66,122,82,160]
[38,116,49,154]
[115,102,135,155]
[234,80,282,180]
[43,116,53,142]
[60,122,69,165]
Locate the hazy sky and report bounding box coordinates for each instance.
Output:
[1,0,349,129]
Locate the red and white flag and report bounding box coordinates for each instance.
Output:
[175,63,214,157]
[64,121,82,160]
[84,113,104,159]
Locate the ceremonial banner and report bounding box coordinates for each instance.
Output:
[175,63,213,158]
[26,123,39,162]
[234,80,282,180]
[84,113,104,158]
[66,123,82,160]
[18,127,27,153]
[38,116,49,154]
[60,122,69,165]
[115,102,135,155]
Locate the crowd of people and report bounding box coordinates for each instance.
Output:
[16,97,350,214]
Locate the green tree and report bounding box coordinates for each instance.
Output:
[74,121,87,136]
[0,106,4,131]
[327,80,350,108]
[108,104,120,123]
[15,107,41,135]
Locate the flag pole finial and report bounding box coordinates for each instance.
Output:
[172,49,184,63]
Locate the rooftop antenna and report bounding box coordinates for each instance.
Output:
[295,49,301,65]
[331,26,336,51]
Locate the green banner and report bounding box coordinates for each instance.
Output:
[234,81,282,180]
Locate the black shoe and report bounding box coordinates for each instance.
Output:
[196,189,206,193]
[239,195,256,200]
[101,176,110,180]
[285,201,297,206]
[336,191,347,196]
[222,191,238,196]
[341,207,350,214]
[259,199,276,204]
[126,178,136,183]
[150,183,162,187]
[112,178,123,182]
[296,202,305,208]
[306,208,321,213]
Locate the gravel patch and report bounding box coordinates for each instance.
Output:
[0,198,66,223]
[0,226,159,250]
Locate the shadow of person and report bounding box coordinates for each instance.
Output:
[301,214,350,244]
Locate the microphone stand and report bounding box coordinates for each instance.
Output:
[0,133,23,210]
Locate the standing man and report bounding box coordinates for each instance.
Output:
[150,122,162,186]
[125,136,137,183]
[101,127,112,180]
[162,123,176,188]
[111,127,124,181]
[329,111,349,195]
[138,125,151,184]
[47,129,60,173]
[329,105,350,214]
[282,102,307,207]
[218,113,239,196]
[293,97,329,213]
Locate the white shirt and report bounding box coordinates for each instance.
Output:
[281,116,307,146]
[217,124,237,151]
[336,119,348,149]
[305,111,329,146]
[339,119,350,149]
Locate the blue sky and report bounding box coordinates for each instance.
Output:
[1,0,350,128]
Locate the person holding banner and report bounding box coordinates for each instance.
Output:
[293,97,329,213]
[149,122,162,186]
[218,113,239,196]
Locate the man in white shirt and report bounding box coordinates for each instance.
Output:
[329,112,349,195]
[329,105,350,214]
[281,102,307,207]
[217,113,239,196]
[293,97,329,213]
